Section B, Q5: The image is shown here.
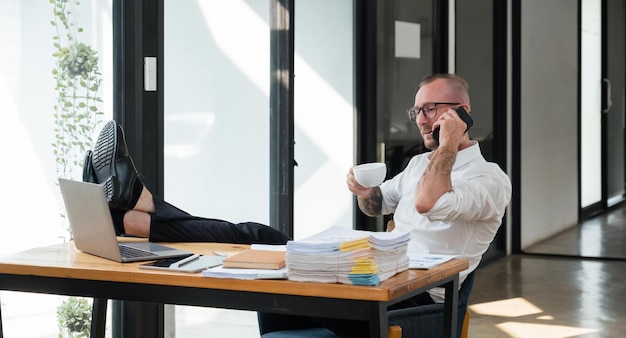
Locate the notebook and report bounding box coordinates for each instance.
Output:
[222,249,286,270]
[58,178,192,262]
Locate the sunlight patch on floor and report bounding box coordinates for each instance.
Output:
[496,322,598,338]
[469,297,543,317]
[536,315,555,320]
[470,297,600,338]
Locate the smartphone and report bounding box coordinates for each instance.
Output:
[432,106,474,143]
[139,254,225,273]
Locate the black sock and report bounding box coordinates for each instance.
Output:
[128,177,143,210]
[110,209,126,236]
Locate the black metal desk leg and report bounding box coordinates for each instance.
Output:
[112,301,165,338]
[91,298,108,338]
[369,302,388,338]
[443,276,459,338]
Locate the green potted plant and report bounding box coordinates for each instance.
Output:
[51,0,104,243]
[56,297,92,338]
[51,0,104,184]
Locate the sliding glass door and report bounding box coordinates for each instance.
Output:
[581,0,626,216]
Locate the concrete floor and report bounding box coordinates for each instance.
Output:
[469,203,626,338]
[468,255,626,338]
[525,203,626,259]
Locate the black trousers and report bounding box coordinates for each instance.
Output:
[145,196,290,245]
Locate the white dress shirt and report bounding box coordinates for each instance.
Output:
[380,141,512,302]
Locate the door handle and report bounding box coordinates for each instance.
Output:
[603,78,612,113]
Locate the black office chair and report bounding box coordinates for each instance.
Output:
[386,271,474,338]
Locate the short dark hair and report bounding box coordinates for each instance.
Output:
[418,73,470,104]
[419,73,469,92]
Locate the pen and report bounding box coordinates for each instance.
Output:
[170,254,201,268]
[212,251,228,257]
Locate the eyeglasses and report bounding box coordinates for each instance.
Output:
[406,102,460,122]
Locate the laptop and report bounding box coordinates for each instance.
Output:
[58,178,192,262]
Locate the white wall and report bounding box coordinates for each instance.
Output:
[520,0,579,249]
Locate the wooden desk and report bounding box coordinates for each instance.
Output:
[0,242,468,338]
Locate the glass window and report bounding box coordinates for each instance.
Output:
[0,0,112,336]
[163,0,355,242]
[164,0,271,223]
[580,0,602,208]
[293,0,354,240]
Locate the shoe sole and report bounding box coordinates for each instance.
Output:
[92,121,117,202]
[82,150,97,183]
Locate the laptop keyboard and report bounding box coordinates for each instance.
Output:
[119,244,158,258]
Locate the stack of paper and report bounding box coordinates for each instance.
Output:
[286,226,410,286]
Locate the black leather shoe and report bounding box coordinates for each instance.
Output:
[82,150,98,183]
[91,120,143,210]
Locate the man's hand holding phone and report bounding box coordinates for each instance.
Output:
[432,106,474,144]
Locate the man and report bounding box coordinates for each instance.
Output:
[82,120,289,245]
[348,73,511,302]
[260,73,511,337]
[344,73,511,335]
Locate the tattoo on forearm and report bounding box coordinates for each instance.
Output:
[427,149,454,176]
[358,188,382,216]
[418,149,455,189]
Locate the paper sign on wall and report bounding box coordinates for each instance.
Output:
[395,21,421,59]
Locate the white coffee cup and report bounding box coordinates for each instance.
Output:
[353,162,387,188]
